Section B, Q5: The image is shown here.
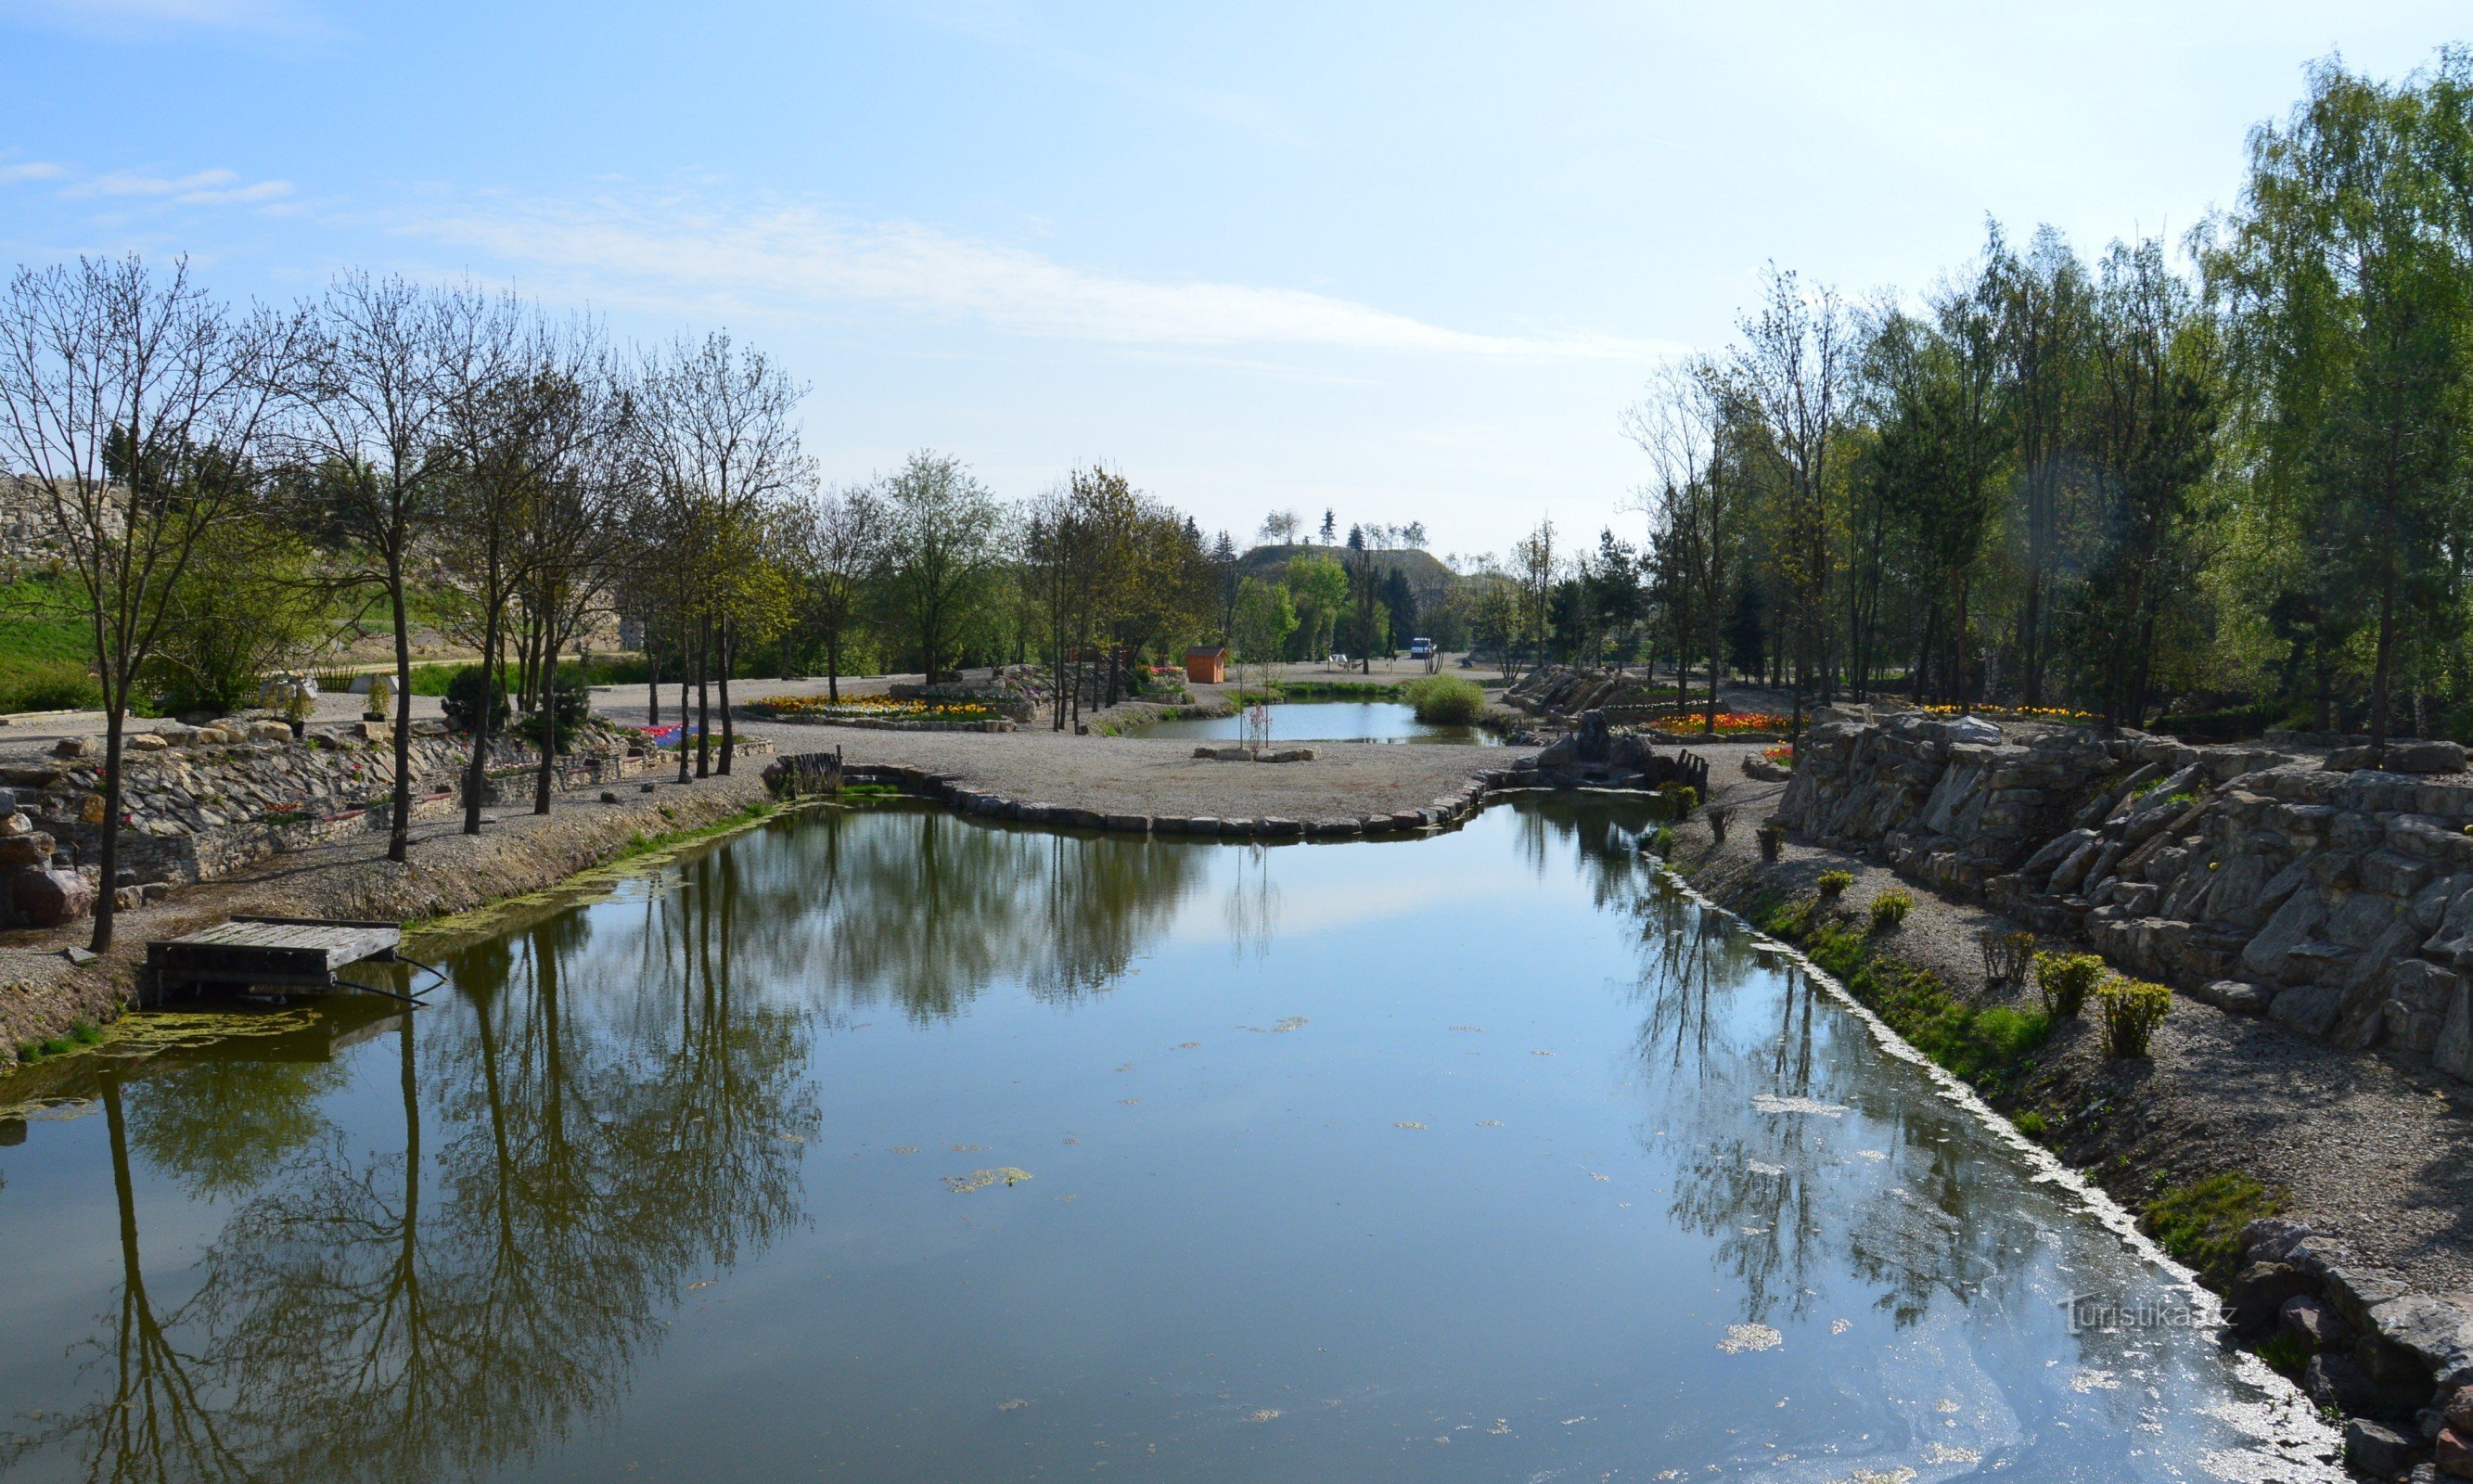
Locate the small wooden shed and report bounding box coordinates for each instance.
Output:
[1184,646,1227,684]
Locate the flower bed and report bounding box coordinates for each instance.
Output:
[750,694,1006,724]
[1644,710,1794,738]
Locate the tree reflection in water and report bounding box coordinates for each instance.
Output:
[1621,864,2094,1355]
[2,862,818,1484]
[682,802,1213,1020]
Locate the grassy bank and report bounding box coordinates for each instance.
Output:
[1752,894,2050,1094]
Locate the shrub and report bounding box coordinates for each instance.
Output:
[2012,1110,2047,1141]
[1655,783,1699,821]
[1816,869,1853,897]
[1762,906,2051,1089]
[1647,825,1675,856]
[1706,804,1732,843]
[515,669,593,749]
[1979,928,2035,987]
[1868,890,1912,931]
[2098,977,2172,1057]
[2032,951,2104,1017]
[442,665,508,735]
[1402,674,1483,725]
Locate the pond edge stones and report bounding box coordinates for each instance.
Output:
[840,762,1515,842]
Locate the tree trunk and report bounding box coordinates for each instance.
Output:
[2371,569,2397,763]
[462,598,501,836]
[717,615,736,776]
[647,626,661,726]
[695,613,711,780]
[91,701,124,953]
[387,548,414,864]
[533,641,557,815]
[675,658,692,785]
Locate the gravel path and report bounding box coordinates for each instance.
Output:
[1680,741,2473,1295]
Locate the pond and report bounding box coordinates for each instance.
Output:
[0,799,2336,1482]
[1138,699,1502,746]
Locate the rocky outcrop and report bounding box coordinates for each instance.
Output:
[1504,665,1632,718]
[1778,713,2473,1083]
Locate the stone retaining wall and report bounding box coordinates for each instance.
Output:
[1,723,678,895]
[1776,713,2473,1083]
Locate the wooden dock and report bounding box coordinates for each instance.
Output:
[145,915,406,1003]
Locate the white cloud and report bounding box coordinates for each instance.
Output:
[387,192,1671,364]
[36,163,293,207]
[0,160,68,185]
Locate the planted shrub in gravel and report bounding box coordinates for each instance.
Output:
[1868,889,1912,931]
[2032,951,2105,1018]
[1816,869,1853,898]
[2098,977,2172,1057]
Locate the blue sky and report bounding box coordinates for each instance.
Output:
[0,2,2462,556]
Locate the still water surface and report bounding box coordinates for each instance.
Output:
[0,798,2333,1482]
[1136,699,1502,745]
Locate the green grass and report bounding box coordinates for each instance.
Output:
[2253,1331,2312,1376]
[2012,1110,2048,1141]
[1237,679,1400,703]
[2144,1172,2281,1286]
[611,800,781,863]
[0,575,104,711]
[1759,898,2052,1091]
[15,1019,105,1065]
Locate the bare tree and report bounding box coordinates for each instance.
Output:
[430,288,535,835]
[515,326,639,813]
[279,272,458,864]
[1728,265,1850,732]
[0,255,297,950]
[635,333,810,778]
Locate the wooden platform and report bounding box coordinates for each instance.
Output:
[146,915,404,1000]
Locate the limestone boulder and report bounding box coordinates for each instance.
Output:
[7,866,92,928]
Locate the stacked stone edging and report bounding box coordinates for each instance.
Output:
[745,708,1018,734]
[1774,713,2473,1087]
[839,761,1516,839]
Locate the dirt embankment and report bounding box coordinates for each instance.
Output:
[1675,740,2473,1297]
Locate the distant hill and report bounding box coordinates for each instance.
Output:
[1236,544,1462,598]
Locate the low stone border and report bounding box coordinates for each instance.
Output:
[1191,746,1317,763]
[841,761,1514,839]
[741,709,1017,734]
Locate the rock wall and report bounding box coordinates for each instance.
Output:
[1777,713,2473,1082]
[0,720,683,905]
